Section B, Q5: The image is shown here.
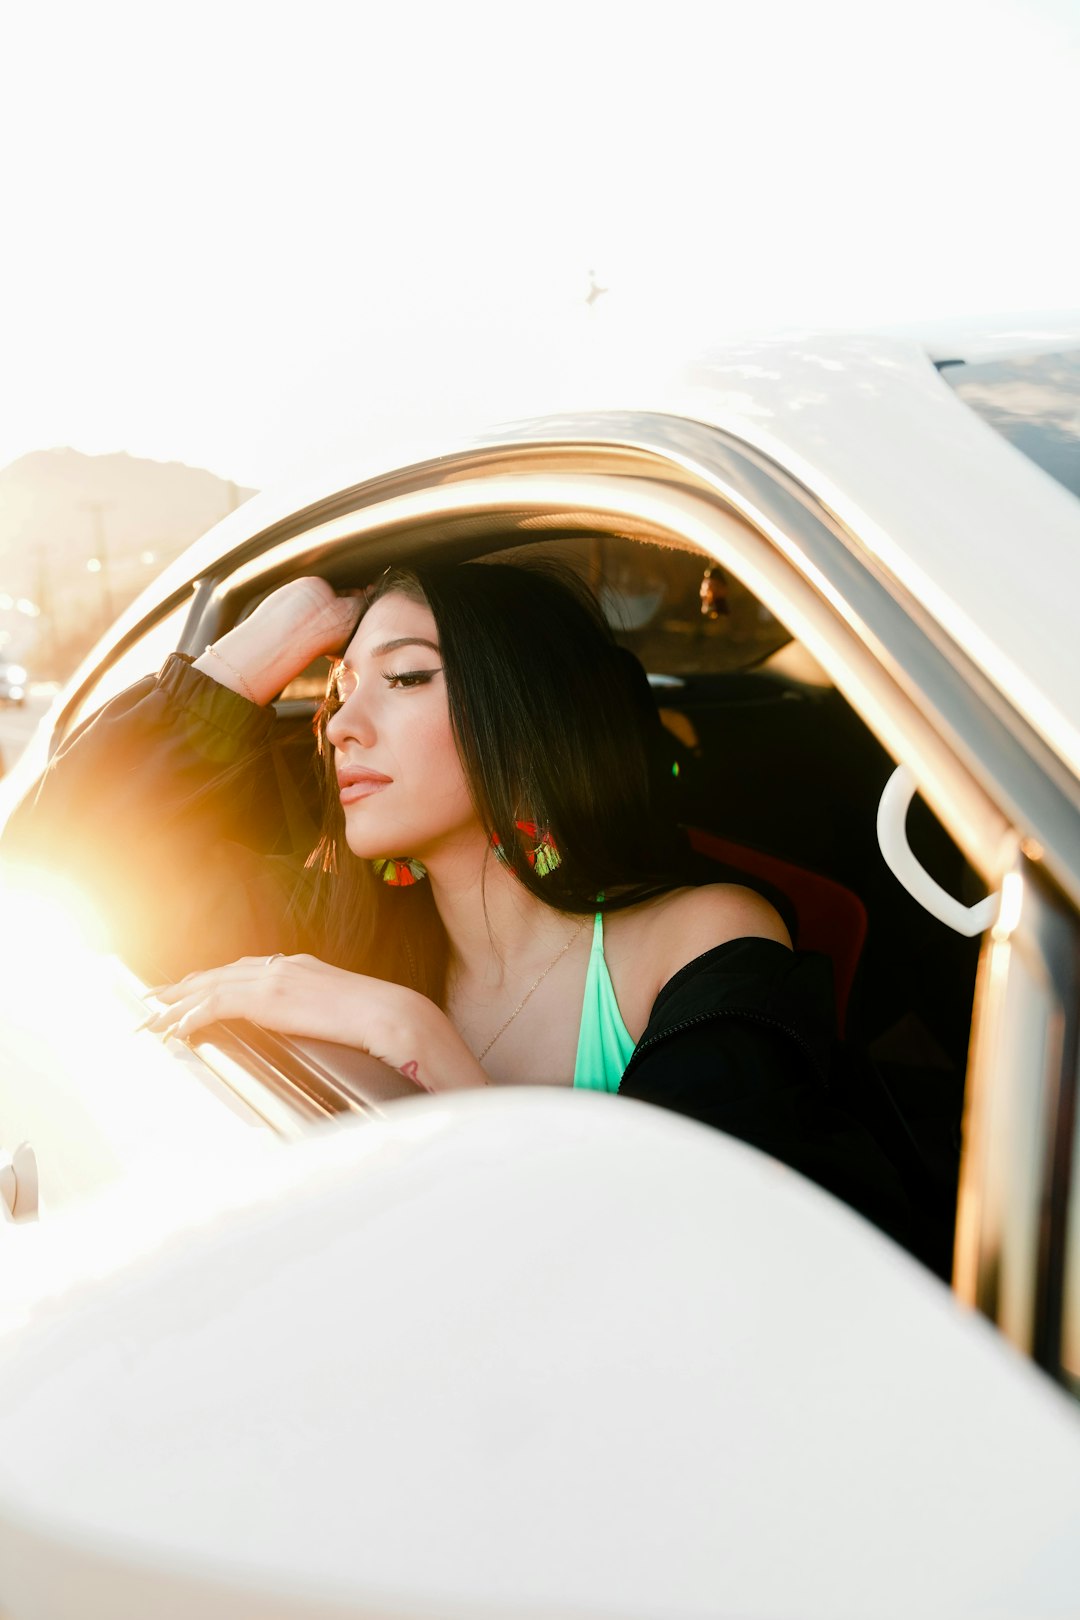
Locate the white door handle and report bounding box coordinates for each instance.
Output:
[877,765,1000,936]
[0,1142,39,1222]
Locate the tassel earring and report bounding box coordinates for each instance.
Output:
[491,820,561,878]
[372,857,427,886]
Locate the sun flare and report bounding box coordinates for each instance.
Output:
[0,861,275,1234]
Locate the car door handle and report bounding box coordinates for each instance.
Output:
[0,1142,39,1222]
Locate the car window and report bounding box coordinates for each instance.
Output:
[34,517,989,1299]
[62,594,194,736]
[258,525,978,1303]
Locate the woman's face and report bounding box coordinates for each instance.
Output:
[324,590,479,863]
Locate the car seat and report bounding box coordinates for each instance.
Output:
[684,827,868,1037]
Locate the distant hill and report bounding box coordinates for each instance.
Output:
[0,448,257,677]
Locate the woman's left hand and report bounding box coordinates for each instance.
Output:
[139,953,489,1093]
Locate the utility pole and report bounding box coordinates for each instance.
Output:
[33,543,57,677]
[80,501,115,630]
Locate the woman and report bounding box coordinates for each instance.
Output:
[4,560,911,1237]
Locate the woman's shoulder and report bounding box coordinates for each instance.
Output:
[606,883,792,1019]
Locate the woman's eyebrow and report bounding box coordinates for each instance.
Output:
[369,636,441,658]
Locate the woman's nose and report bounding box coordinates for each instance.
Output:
[325,688,376,750]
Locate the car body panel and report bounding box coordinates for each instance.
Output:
[3,1092,1080,1619]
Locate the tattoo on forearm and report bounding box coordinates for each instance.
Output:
[399,1059,420,1084]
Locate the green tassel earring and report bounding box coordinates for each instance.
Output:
[372,857,427,887]
[490,820,561,877]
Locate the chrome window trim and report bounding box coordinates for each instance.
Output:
[1061,1035,1080,1395]
[956,853,1080,1374]
[182,1023,419,1138]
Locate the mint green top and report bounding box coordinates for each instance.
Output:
[573,911,636,1092]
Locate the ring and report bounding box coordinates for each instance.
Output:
[265,953,283,967]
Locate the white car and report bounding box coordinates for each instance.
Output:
[1,313,1079,1617]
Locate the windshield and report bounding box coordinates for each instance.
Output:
[939,349,1080,504]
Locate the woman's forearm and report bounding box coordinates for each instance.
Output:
[147,956,492,1092]
[359,983,490,1093]
[195,579,363,708]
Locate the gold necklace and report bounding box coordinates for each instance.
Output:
[476,916,589,1063]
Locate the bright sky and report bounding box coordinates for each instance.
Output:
[2,0,1078,490]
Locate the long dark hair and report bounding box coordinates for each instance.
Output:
[298,558,683,1004]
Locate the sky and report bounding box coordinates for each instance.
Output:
[2,0,1078,491]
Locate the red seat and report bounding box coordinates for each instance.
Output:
[686,827,868,1036]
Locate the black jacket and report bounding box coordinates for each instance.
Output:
[3,653,914,1250]
[621,938,913,1247]
[4,653,311,979]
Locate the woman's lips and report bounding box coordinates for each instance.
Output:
[337,771,392,805]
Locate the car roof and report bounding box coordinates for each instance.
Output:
[112,313,1080,781]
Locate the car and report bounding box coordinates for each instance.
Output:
[1,312,1079,1616]
[0,661,27,705]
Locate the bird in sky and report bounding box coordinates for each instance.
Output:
[585,269,608,306]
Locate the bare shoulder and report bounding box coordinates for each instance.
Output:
[628,884,790,987]
[603,885,792,1039]
[667,881,789,949]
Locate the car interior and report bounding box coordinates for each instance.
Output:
[222,527,981,1278]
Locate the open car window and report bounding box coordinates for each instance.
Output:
[3,501,991,1308]
[256,531,981,1287]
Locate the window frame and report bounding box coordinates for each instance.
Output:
[955,853,1080,1380]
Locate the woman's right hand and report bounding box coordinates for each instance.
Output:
[195,577,364,706]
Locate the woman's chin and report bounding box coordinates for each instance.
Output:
[340,812,485,867]
[343,825,420,864]
[344,835,391,861]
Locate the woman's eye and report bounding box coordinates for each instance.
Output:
[382,669,440,690]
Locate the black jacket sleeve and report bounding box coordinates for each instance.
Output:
[1,654,320,982]
[619,938,915,1250]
